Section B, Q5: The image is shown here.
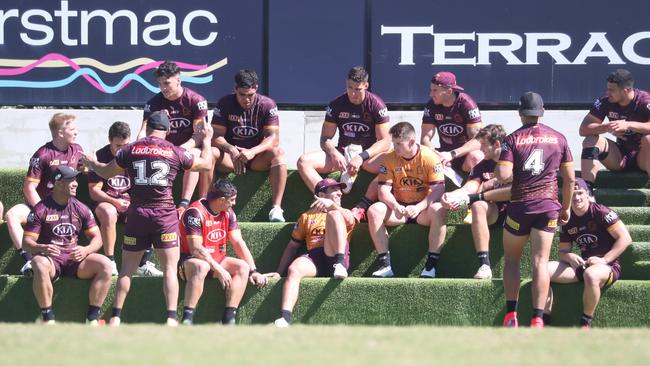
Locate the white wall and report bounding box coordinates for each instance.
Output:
[0,109,590,169]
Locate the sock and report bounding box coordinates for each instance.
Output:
[506,300,518,313]
[86,305,101,321]
[167,310,177,320]
[477,251,490,266]
[107,255,115,261]
[424,252,440,271]
[377,252,391,267]
[281,309,292,323]
[19,249,32,262]
[111,307,122,318]
[182,307,195,323]
[580,313,593,327]
[334,253,345,265]
[532,308,544,319]
[139,249,153,267]
[543,313,552,325]
[222,307,237,324]
[41,307,55,321]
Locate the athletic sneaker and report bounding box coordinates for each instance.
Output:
[222,318,236,326]
[110,260,118,276]
[581,323,592,331]
[42,319,56,325]
[86,319,106,326]
[530,317,544,329]
[340,144,363,194]
[332,263,348,279]
[351,207,366,223]
[473,264,492,279]
[182,318,193,326]
[502,311,518,328]
[420,266,436,279]
[268,206,286,222]
[136,261,163,277]
[166,318,179,327]
[462,209,472,224]
[274,317,290,328]
[109,317,121,326]
[20,260,33,277]
[372,264,394,278]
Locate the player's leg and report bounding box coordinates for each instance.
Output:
[180,257,210,324]
[275,256,317,327]
[219,257,250,324]
[154,245,180,325]
[544,261,579,323]
[358,152,386,203]
[180,170,200,204]
[462,150,484,173]
[529,227,555,327]
[5,203,32,272]
[250,147,288,222]
[581,264,614,327]
[502,228,528,327]
[581,136,622,188]
[95,202,119,274]
[367,201,407,277]
[111,248,143,325]
[323,209,350,279]
[31,255,56,322]
[637,135,650,177]
[296,150,337,192]
[417,202,447,278]
[76,253,113,322]
[470,201,498,279]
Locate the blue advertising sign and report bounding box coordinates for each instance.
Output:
[0,0,264,105]
[371,0,650,105]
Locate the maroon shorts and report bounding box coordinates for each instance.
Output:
[575,262,621,286]
[614,142,640,172]
[41,247,80,279]
[303,244,350,277]
[177,252,226,280]
[504,201,559,236]
[123,206,180,251]
[450,156,465,173]
[490,202,508,229]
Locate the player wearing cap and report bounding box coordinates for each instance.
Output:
[138,61,210,215]
[208,69,288,222]
[82,110,214,326]
[580,69,650,192]
[422,72,483,183]
[367,122,446,278]
[178,179,275,325]
[297,66,391,220]
[496,92,575,328]
[543,178,631,329]
[23,166,113,325]
[272,177,356,327]
[5,113,84,276]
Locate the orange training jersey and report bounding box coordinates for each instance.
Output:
[291,209,355,251]
[378,145,445,204]
[180,199,239,263]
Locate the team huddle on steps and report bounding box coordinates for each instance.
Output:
[5,62,644,328]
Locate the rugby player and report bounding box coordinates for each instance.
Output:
[496,92,575,328]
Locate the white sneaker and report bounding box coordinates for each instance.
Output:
[42,319,56,325]
[110,260,118,276]
[463,209,473,225]
[166,318,179,327]
[274,317,290,328]
[332,263,348,279]
[136,261,163,277]
[109,317,121,326]
[339,171,357,194]
[340,144,363,194]
[473,264,493,279]
[420,266,436,278]
[20,260,33,277]
[268,206,285,222]
[372,264,394,278]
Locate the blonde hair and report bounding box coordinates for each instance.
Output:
[48,113,76,136]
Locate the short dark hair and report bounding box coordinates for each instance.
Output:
[210,178,238,199]
[154,61,180,79]
[347,66,369,83]
[607,69,634,89]
[476,124,506,145]
[235,69,258,89]
[108,121,131,140]
[389,122,416,140]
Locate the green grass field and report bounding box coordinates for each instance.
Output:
[1,324,648,365]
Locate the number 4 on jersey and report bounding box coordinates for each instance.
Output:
[523,149,544,175]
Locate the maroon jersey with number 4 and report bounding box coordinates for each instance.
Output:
[211,93,279,149]
[26,142,84,199]
[498,123,573,204]
[589,89,650,152]
[143,87,208,146]
[325,92,389,150]
[422,92,481,151]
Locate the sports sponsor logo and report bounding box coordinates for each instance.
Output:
[379,165,387,174]
[269,107,279,117]
[342,122,370,133]
[647,103,650,112]
[423,108,430,117]
[161,232,178,242]
[593,99,602,110]
[213,108,222,117]
[107,175,130,190]
[514,134,559,145]
[186,215,201,227]
[30,157,40,167]
[505,215,520,231]
[400,176,423,186]
[309,227,325,237]
[378,107,388,117]
[233,125,259,137]
[207,228,226,242]
[608,112,620,119]
[547,219,558,228]
[576,234,598,249]
[170,118,191,129]
[144,104,151,113]
[604,210,619,224]
[183,151,194,160]
[53,223,76,236]
[439,123,463,136]
[131,145,173,157]
[468,108,480,119]
[435,114,444,121]
[339,112,350,119]
[45,214,60,222]
[228,114,240,122]
[325,106,333,117]
[197,100,208,111]
[27,212,35,223]
[49,159,60,166]
[123,236,136,245]
[568,227,578,235]
[433,163,443,173]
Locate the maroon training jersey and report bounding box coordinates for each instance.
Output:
[325,92,389,150]
[143,87,209,146]
[114,136,194,208]
[24,196,97,246]
[26,142,84,199]
[211,93,279,149]
[559,203,623,266]
[498,123,573,203]
[422,92,481,151]
[88,144,131,204]
[589,89,650,152]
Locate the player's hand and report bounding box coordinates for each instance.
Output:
[438,151,453,167]
[404,205,421,219]
[80,152,98,172]
[235,147,256,164]
[393,204,406,218]
[567,253,586,269]
[264,272,281,279]
[558,207,571,226]
[70,246,88,262]
[311,195,335,212]
[347,155,363,176]
[329,150,347,172]
[249,271,268,288]
[214,268,232,290]
[586,256,607,266]
[440,193,455,210]
[228,147,246,175]
[41,244,62,257]
[115,199,130,212]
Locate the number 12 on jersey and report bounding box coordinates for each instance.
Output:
[133,160,170,186]
[523,149,544,175]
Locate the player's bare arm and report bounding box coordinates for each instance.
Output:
[420,124,437,149]
[189,123,214,172]
[88,181,124,209]
[595,223,631,265]
[558,163,576,225]
[71,226,102,262]
[23,180,41,208]
[23,232,61,257]
[136,119,148,140]
[310,195,355,226]
[237,127,279,163]
[82,155,123,180]
[230,229,268,287]
[180,117,205,151]
[607,118,650,136]
[495,161,513,184]
[378,180,405,215]
[452,126,482,157]
[320,122,346,171]
[348,124,391,175]
[212,124,246,174]
[579,113,608,136]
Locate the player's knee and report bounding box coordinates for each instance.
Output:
[640,134,650,148]
[326,209,344,223]
[5,206,23,225]
[581,135,599,148]
[582,268,602,286]
[235,260,250,278]
[296,154,310,170]
[31,257,50,276]
[286,265,302,280]
[467,150,483,167]
[96,206,117,224]
[367,202,386,222]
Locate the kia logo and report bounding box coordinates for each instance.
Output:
[233,126,259,137]
[400,176,423,186]
[207,229,226,242]
[576,234,598,249]
[439,124,463,136]
[107,175,131,189]
[342,122,370,133]
[169,118,191,129]
[53,223,76,237]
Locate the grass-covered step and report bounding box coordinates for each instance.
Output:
[594,171,650,189]
[0,276,648,327]
[594,189,650,207]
